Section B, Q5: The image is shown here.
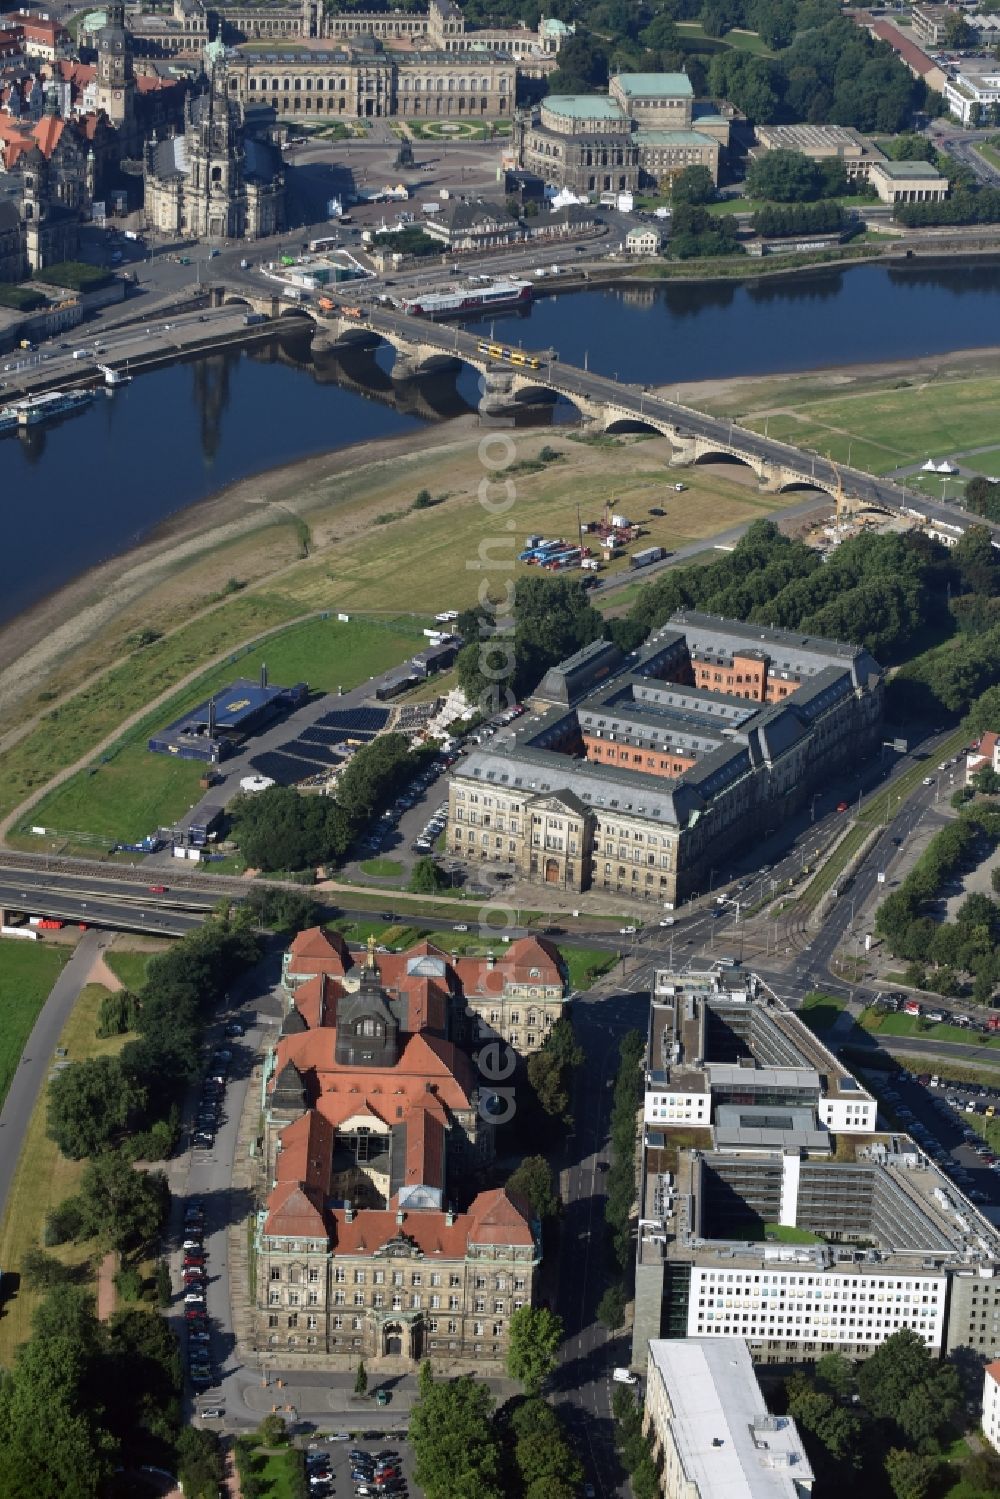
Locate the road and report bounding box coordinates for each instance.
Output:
[0,928,106,1222]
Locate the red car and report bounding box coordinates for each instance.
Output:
[148,884,167,894]
[185,1308,208,1321]
[836,801,849,812]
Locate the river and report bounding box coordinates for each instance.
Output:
[4,259,1000,628]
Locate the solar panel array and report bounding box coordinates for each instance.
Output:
[316,707,389,733]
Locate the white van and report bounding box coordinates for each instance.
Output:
[613,1368,637,1385]
[71,349,90,360]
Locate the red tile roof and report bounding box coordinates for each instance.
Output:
[264,1181,327,1237]
[324,1187,533,1257]
[868,17,940,77]
[275,1109,334,1190]
[986,1357,1000,1385]
[293,973,344,1030]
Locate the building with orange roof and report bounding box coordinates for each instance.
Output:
[254,936,541,1370]
[966,731,1000,786]
[983,1358,1000,1453]
[282,928,566,1055]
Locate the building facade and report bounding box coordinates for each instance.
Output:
[144,59,284,237]
[630,971,1000,1373]
[512,72,728,195]
[983,1359,1000,1455]
[226,46,515,120]
[870,158,950,205]
[445,615,884,905]
[644,1338,814,1499]
[253,934,542,1368]
[281,925,568,1055]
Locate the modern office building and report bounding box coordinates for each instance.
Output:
[631,972,1000,1372]
[445,614,884,905]
[644,1337,814,1499]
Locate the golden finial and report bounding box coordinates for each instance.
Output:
[367,932,377,969]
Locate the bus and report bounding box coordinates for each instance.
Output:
[309,236,339,253]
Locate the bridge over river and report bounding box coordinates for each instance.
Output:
[221,285,990,545]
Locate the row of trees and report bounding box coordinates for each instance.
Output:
[615,519,953,664]
[751,199,846,238]
[229,732,432,872]
[605,1030,645,1273]
[875,802,1000,999]
[410,1361,578,1499]
[895,184,1000,229]
[668,202,742,259]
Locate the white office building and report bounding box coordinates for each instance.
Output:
[645,1337,814,1499]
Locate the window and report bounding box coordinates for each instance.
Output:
[270,1268,282,1281]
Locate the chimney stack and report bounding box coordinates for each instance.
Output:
[445,1206,455,1227]
[396,1207,405,1226]
[345,1201,354,1223]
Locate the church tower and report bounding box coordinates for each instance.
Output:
[95,2,134,128]
[335,937,400,1069]
[187,57,247,239]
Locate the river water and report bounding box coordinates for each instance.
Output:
[4,260,1000,628]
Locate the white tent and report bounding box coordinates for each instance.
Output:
[922,459,938,472]
[936,460,959,474]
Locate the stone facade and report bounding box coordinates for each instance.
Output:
[513,72,726,195]
[227,47,515,120]
[446,616,884,905]
[252,932,543,1368]
[144,60,284,238]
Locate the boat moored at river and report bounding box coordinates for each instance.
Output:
[11,389,94,427]
[398,278,533,320]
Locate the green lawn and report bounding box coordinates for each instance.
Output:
[862,1010,1000,1049]
[960,444,1000,477]
[764,1222,822,1244]
[0,942,69,1110]
[104,945,165,993]
[236,1437,303,1499]
[705,194,872,217]
[798,991,846,1035]
[676,20,772,54]
[964,1112,1000,1154]
[359,857,403,878]
[21,616,425,847]
[976,140,1000,171]
[743,374,1000,477]
[562,946,618,990]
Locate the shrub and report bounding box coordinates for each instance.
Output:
[114,1265,143,1302]
[44,1196,85,1246]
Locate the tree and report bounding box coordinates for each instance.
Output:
[506,1305,563,1395]
[409,856,448,893]
[526,1017,583,1123]
[954,525,1000,597]
[670,164,716,205]
[506,1155,558,1221]
[0,1333,117,1499]
[814,1351,856,1400]
[355,1359,368,1396]
[75,1151,169,1253]
[177,1428,225,1499]
[257,1413,287,1447]
[21,1247,75,1290]
[747,148,821,202]
[242,884,320,933]
[944,13,976,49]
[885,1448,940,1499]
[411,1373,503,1499]
[597,1282,627,1331]
[47,1056,140,1160]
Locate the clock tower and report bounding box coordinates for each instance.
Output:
[95,2,134,128]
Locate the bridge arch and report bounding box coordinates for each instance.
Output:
[603,415,666,436]
[775,479,835,496]
[693,450,761,473]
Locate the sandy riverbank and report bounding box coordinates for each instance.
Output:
[0,415,479,714]
[3,336,999,719]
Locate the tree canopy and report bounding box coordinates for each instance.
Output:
[410,1368,504,1499]
[505,1306,564,1395]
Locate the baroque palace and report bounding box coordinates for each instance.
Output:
[252,928,566,1368]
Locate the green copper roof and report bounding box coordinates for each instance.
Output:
[613,72,693,99]
[543,94,624,120]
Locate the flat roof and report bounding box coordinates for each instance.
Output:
[543,93,622,119]
[713,1104,831,1153]
[636,129,717,146]
[647,1338,813,1499]
[613,70,693,98]
[707,1063,821,1093]
[875,158,949,178]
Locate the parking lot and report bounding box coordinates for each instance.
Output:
[866,1066,1000,1210]
[305,1433,418,1498]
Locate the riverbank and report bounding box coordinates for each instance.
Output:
[3,333,999,735]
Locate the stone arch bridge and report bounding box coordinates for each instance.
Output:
[217,285,960,520]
